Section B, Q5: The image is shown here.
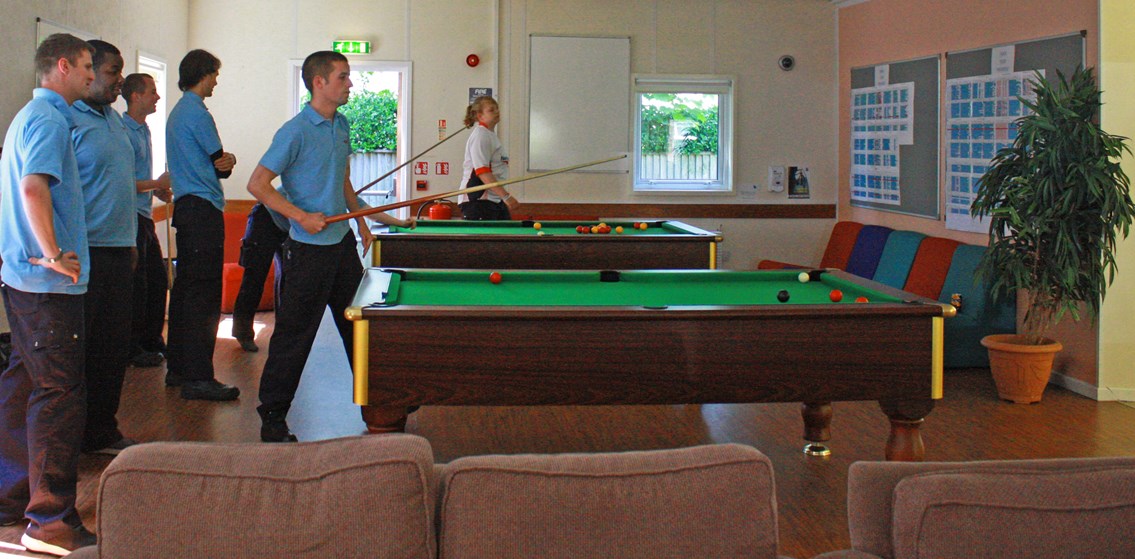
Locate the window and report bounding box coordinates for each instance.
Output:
[633,75,733,192]
[137,54,168,177]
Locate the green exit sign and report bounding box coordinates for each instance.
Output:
[332,40,371,55]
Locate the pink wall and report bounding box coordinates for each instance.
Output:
[838,0,1100,385]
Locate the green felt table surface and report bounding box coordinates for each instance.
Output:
[362,268,904,308]
[384,219,709,237]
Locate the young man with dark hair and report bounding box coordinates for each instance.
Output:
[247,50,411,442]
[122,73,172,368]
[0,33,98,555]
[70,39,140,456]
[165,49,240,401]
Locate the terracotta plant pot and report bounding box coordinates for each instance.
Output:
[981,334,1063,404]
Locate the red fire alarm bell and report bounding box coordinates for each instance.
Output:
[466,54,480,67]
[416,180,428,191]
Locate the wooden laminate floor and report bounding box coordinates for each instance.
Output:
[2,310,1134,558]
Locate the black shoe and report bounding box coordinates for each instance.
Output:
[236,337,259,352]
[22,525,97,557]
[260,413,298,443]
[180,379,240,401]
[165,372,186,387]
[130,351,165,367]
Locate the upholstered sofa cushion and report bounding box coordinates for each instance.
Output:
[91,434,437,559]
[838,457,1135,559]
[872,231,926,289]
[844,225,893,279]
[890,464,1135,559]
[820,221,866,269]
[937,244,1015,367]
[437,443,782,559]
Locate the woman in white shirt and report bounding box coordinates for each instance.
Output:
[459,96,519,220]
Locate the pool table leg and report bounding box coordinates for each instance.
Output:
[801,402,833,457]
[879,398,935,461]
[361,405,408,433]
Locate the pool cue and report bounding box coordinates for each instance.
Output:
[354,124,472,196]
[164,202,174,289]
[327,154,627,224]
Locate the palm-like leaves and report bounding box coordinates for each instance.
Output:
[971,67,1135,342]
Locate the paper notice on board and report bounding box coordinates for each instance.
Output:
[849,81,914,205]
[944,70,1042,233]
[875,65,889,87]
[991,45,1015,75]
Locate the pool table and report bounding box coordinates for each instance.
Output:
[345,268,955,461]
[371,219,722,269]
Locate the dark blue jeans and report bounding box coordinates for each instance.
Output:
[166,196,224,381]
[257,232,361,418]
[0,285,86,538]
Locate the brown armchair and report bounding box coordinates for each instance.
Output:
[814,456,1135,559]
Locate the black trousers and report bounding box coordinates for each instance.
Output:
[257,232,361,418]
[166,196,224,382]
[82,247,134,451]
[231,204,287,340]
[459,199,511,220]
[0,285,86,539]
[131,215,168,355]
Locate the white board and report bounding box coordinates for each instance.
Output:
[528,35,630,173]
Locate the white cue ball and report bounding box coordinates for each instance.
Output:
[798,271,810,283]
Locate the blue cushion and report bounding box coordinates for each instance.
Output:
[844,225,893,279]
[872,231,926,289]
[939,244,1016,368]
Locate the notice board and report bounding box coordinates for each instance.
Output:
[850,56,940,218]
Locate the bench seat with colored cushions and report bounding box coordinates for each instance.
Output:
[759,221,1014,367]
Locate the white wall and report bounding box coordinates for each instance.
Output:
[501,0,839,269]
[184,0,839,270]
[0,0,190,332]
[186,0,496,208]
[0,0,189,141]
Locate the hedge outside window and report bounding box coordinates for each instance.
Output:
[633,75,733,192]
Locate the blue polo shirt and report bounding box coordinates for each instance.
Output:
[71,100,137,247]
[124,113,156,219]
[259,103,353,245]
[0,88,90,294]
[167,91,225,210]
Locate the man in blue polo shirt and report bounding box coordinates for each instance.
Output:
[122,73,172,368]
[165,49,240,401]
[247,50,412,442]
[70,40,140,456]
[0,33,98,556]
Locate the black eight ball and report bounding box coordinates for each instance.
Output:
[777,289,790,302]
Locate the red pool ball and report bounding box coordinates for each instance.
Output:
[829,289,843,302]
[854,296,869,303]
[489,272,502,284]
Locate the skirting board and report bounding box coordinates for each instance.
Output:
[1050,371,1135,402]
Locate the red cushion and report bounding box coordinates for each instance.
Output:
[757,260,805,270]
[819,221,864,269]
[903,237,960,299]
[223,211,248,264]
[221,262,274,313]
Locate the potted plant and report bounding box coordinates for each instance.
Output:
[971,66,1135,403]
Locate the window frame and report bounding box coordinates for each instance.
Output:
[632,74,734,193]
